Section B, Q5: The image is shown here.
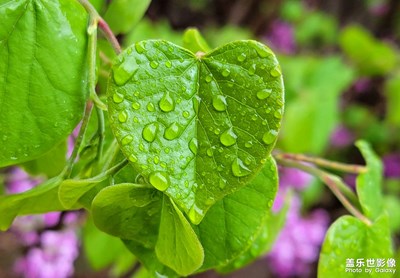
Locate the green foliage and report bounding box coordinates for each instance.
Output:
[183,28,211,53]
[384,75,400,126]
[107,39,284,224]
[0,0,88,167]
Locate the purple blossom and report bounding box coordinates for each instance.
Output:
[264,20,297,54]
[330,125,354,148]
[268,196,330,277]
[15,230,79,278]
[353,77,371,93]
[5,167,42,194]
[383,153,400,178]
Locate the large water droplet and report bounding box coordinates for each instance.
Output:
[188,205,204,225]
[149,172,169,191]
[121,135,133,145]
[220,127,237,147]
[255,44,272,58]
[274,109,282,119]
[112,93,124,103]
[222,68,231,77]
[142,123,158,142]
[189,138,198,154]
[256,88,272,100]
[147,102,155,112]
[159,92,175,112]
[113,60,138,86]
[128,154,137,162]
[270,66,282,77]
[135,42,145,54]
[237,53,246,62]
[132,102,141,110]
[150,61,159,69]
[263,130,278,144]
[232,158,251,177]
[154,156,160,164]
[164,122,182,140]
[212,95,227,112]
[245,141,253,148]
[118,111,128,123]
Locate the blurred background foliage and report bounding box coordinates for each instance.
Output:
[1,0,400,277]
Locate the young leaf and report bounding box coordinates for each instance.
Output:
[0,0,88,167]
[92,183,162,247]
[195,156,278,270]
[183,28,211,53]
[107,40,284,224]
[318,214,393,277]
[0,176,69,231]
[155,197,204,276]
[355,140,383,220]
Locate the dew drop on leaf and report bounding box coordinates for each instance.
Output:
[113,61,138,86]
[237,53,246,62]
[154,156,160,164]
[270,66,282,77]
[254,44,271,58]
[245,141,253,148]
[142,122,158,143]
[205,74,213,83]
[231,158,251,177]
[256,88,272,100]
[262,130,277,144]
[222,68,231,77]
[212,95,227,112]
[149,171,169,191]
[132,102,141,110]
[150,61,159,69]
[146,102,155,112]
[220,127,237,147]
[128,154,138,162]
[274,110,282,119]
[182,111,190,118]
[165,61,172,68]
[189,138,198,155]
[206,147,214,157]
[118,111,128,123]
[112,92,124,103]
[164,122,182,140]
[248,64,256,75]
[135,42,145,54]
[219,178,227,189]
[121,135,133,145]
[159,92,175,112]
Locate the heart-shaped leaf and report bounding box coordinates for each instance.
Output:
[107,40,284,223]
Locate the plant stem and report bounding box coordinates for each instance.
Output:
[275,156,372,226]
[274,152,367,174]
[95,106,105,163]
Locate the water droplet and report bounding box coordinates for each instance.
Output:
[206,147,214,157]
[128,154,138,162]
[237,53,246,62]
[214,128,221,135]
[245,141,253,148]
[121,135,133,145]
[205,74,213,83]
[267,200,273,208]
[222,68,231,77]
[118,111,128,123]
[159,92,175,112]
[188,205,204,225]
[232,158,252,177]
[189,138,198,154]
[160,162,167,168]
[149,172,169,191]
[113,60,138,86]
[265,107,271,114]
[154,156,160,164]
[139,143,144,151]
[133,117,139,123]
[220,127,237,147]
[219,178,227,189]
[248,64,256,75]
[257,88,272,100]
[112,93,124,103]
[135,42,145,54]
[255,44,272,58]
[164,148,170,154]
[260,158,267,164]
[165,61,172,68]
[142,123,158,142]
[134,91,140,97]
[193,96,200,114]
[182,111,190,118]
[132,102,141,110]
[263,130,278,144]
[274,110,282,119]
[147,102,155,112]
[164,122,182,140]
[212,95,227,112]
[150,61,159,69]
[270,66,281,77]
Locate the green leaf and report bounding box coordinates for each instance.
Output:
[104,0,151,34]
[0,176,67,230]
[339,25,397,76]
[83,217,135,272]
[384,76,400,126]
[107,39,284,224]
[355,140,383,220]
[21,140,67,178]
[155,197,204,276]
[0,0,88,167]
[183,28,211,53]
[318,214,393,278]
[195,156,278,270]
[92,183,162,247]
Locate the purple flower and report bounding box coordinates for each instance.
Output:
[5,168,42,194]
[330,125,354,148]
[353,77,371,93]
[268,196,330,277]
[264,20,297,54]
[383,153,400,178]
[15,230,79,278]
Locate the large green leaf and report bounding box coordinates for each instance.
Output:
[0,0,88,166]
[355,140,383,220]
[318,214,394,278]
[155,197,204,276]
[107,40,284,224]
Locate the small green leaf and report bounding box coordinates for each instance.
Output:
[0,176,69,231]
[107,40,284,224]
[104,0,151,34]
[92,183,162,247]
[355,140,383,220]
[183,28,211,53]
[0,0,88,166]
[155,197,204,276]
[318,214,393,277]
